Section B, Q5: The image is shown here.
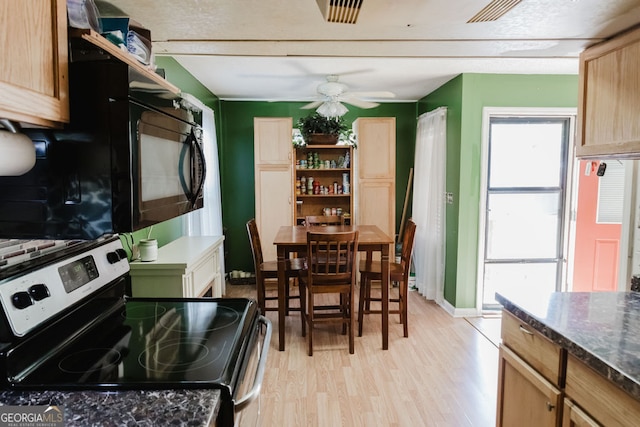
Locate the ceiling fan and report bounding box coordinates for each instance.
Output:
[301,75,395,117]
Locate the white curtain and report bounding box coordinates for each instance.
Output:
[182,94,225,282]
[412,107,447,302]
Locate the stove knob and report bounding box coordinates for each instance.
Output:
[115,248,128,261]
[12,292,33,310]
[107,251,121,264]
[29,284,50,301]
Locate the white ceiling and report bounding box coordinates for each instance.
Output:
[97,0,640,104]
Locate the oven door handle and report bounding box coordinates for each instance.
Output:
[235,315,272,412]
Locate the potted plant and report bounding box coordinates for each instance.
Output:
[296,113,349,145]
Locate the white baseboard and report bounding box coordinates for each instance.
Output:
[437,297,481,318]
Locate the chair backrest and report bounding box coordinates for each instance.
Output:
[399,219,417,278]
[246,218,264,269]
[305,215,344,226]
[305,231,359,285]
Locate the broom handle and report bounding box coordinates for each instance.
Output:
[397,168,414,244]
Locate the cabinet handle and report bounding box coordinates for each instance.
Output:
[519,325,534,335]
[546,402,555,412]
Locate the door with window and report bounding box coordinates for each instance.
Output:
[480,115,572,309]
[571,160,623,291]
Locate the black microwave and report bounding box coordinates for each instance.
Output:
[0,58,205,240]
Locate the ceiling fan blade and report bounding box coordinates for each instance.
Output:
[348,91,396,99]
[341,97,379,109]
[301,100,324,109]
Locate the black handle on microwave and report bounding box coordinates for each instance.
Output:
[190,130,207,209]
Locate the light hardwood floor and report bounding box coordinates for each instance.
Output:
[226,283,499,427]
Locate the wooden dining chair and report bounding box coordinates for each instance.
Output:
[358,219,416,338]
[305,215,344,226]
[299,230,359,356]
[246,218,305,315]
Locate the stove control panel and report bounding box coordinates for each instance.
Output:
[0,237,130,337]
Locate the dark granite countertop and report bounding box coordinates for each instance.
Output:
[496,291,640,400]
[0,389,220,426]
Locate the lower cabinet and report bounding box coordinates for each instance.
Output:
[562,399,600,427]
[498,309,640,427]
[497,310,564,427]
[129,236,225,298]
[497,345,562,427]
[564,354,640,427]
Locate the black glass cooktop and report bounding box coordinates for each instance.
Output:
[5,298,258,391]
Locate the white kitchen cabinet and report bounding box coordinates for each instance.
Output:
[0,0,69,127]
[129,236,225,298]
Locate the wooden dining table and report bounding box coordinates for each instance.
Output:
[273,224,394,351]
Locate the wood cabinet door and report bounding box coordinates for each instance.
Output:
[576,26,640,158]
[497,345,562,427]
[358,180,395,239]
[254,118,293,165]
[255,165,293,261]
[0,0,69,126]
[562,399,600,427]
[356,117,395,180]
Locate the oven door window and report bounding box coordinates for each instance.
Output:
[138,111,205,223]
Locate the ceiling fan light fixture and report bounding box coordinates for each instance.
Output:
[317,101,349,118]
[316,0,364,24]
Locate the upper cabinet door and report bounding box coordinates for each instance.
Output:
[356,117,396,180]
[0,0,69,127]
[254,117,293,165]
[576,25,640,159]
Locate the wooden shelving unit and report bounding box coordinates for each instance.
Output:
[294,145,354,224]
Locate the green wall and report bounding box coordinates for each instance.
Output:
[417,75,464,305]
[417,73,579,309]
[219,101,417,273]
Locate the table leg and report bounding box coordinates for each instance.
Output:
[381,243,389,350]
[276,245,286,351]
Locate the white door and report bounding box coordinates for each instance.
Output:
[478,110,575,310]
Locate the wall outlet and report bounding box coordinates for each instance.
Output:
[446,192,454,204]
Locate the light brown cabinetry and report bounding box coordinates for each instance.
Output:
[353,117,396,239]
[294,145,353,224]
[564,354,640,427]
[497,310,564,427]
[576,25,640,158]
[254,118,294,261]
[0,0,69,127]
[562,399,600,427]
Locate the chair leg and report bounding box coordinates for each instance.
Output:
[256,278,266,314]
[357,274,364,337]
[401,279,408,338]
[300,281,306,338]
[308,292,314,356]
[285,277,292,316]
[340,293,347,335]
[349,287,355,354]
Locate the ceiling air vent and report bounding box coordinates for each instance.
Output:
[467,0,522,23]
[316,0,364,24]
